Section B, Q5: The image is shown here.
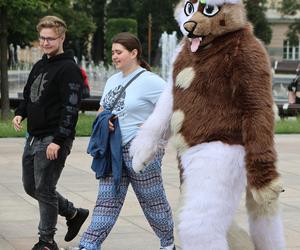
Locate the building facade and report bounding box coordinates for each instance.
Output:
[266,1,300,63]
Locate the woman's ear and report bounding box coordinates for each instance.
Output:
[131,49,138,58]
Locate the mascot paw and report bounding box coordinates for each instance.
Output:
[131,148,155,173]
[132,157,147,173]
[250,179,284,205]
[130,129,160,173]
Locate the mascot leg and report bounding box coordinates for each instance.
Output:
[246,188,285,250]
[228,221,254,250]
[178,142,246,250]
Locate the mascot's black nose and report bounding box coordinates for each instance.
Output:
[184,21,198,38]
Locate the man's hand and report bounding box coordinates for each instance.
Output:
[12,116,23,131]
[46,143,61,160]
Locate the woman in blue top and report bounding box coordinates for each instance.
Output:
[79,32,175,250]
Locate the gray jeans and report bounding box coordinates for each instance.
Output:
[22,135,76,242]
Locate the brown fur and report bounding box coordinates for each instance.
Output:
[172,3,279,190]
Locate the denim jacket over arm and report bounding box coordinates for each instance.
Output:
[87,110,123,193]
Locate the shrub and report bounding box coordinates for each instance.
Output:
[105,18,138,63]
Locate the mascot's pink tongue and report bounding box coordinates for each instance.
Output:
[190,37,202,53]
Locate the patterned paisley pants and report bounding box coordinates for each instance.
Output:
[79,142,175,250]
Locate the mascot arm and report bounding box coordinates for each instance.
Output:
[130,81,173,173]
[234,50,283,205]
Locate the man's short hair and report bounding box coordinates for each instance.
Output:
[36,16,67,36]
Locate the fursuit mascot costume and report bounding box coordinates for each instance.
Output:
[130,0,285,249]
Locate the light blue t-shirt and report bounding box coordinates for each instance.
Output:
[100,67,166,145]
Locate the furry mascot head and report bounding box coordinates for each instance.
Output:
[130,0,285,249]
[175,0,246,49]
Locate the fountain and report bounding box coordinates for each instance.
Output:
[8,45,117,98]
[8,31,181,99]
[159,31,178,81]
[8,36,288,102]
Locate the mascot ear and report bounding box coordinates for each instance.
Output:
[174,0,199,36]
[174,1,189,36]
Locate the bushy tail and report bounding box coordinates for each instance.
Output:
[246,188,285,250]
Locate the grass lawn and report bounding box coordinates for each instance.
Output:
[0,113,95,138]
[1,113,300,138]
[275,118,300,133]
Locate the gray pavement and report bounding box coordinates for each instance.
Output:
[0,135,299,250]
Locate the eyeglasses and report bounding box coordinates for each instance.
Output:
[38,36,60,43]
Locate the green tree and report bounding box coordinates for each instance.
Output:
[279,0,300,45]
[91,0,106,64]
[0,0,95,121]
[105,18,137,63]
[39,0,96,61]
[243,0,272,45]
[135,0,178,65]
[0,4,9,121]
[107,0,138,19]
[107,0,178,66]
[0,0,43,121]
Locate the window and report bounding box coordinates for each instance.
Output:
[283,40,300,60]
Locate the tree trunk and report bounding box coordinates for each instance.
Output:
[0,6,10,121]
[92,28,105,64]
[92,0,106,64]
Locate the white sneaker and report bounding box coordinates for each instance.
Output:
[160,243,176,250]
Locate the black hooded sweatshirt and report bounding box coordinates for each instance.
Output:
[15,50,83,146]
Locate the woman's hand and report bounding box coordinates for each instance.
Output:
[109,115,117,132]
[97,105,104,115]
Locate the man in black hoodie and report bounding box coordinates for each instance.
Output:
[12,16,89,250]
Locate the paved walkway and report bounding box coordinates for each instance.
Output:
[0,135,299,250]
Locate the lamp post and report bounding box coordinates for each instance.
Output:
[148,13,152,65]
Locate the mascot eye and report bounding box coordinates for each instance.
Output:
[203,5,220,17]
[184,2,195,16]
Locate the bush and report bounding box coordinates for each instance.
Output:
[105,18,138,63]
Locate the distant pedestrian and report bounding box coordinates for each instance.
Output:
[12,15,89,250]
[288,64,300,104]
[80,67,91,99]
[79,32,175,250]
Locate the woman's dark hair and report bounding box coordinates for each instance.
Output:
[112,32,151,71]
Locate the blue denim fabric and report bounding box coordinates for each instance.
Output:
[22,135,76,242]
[87,110,122,193]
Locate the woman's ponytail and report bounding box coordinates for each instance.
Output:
[140,59,151,71]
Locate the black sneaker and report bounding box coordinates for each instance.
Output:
[65,208,89,242]
[32,239,59,250]
[160,243,176,250]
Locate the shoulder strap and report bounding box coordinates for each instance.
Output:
[110,69,146,111]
